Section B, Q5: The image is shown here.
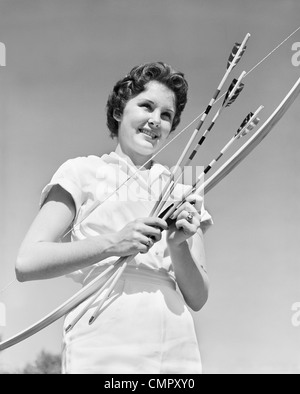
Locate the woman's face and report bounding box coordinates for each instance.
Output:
[116,80,176,166]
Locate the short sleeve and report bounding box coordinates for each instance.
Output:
[39,158,85,217]
[200,206,213,234]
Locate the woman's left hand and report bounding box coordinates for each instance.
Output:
[166,194,203,246]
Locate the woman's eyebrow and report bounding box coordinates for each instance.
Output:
[165,108,175,113]
[137,98,154,104]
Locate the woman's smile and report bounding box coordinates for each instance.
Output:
[138,128,160,141]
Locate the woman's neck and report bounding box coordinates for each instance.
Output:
[115,144,152,170]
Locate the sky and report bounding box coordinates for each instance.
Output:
[0,0,300,374]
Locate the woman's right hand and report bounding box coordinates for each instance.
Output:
[107,218,169,256]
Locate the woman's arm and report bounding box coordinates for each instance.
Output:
[16,185,168,282]
[168,230,209,312]
[166,195,209,311]
[16,185,112,281]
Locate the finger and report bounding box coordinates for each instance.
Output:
[171,202,198,220]
[134,223,162,243]
[142,217,169,231]
[143,225,163,243]
[139,235,154,254]
[175,219,197,236]
[138,234,153,247]
[177,210,201,227]
[186,194,203,213]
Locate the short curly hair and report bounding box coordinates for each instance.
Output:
[106,62,188,138]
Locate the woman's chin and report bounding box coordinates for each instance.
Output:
[137,139,158,155]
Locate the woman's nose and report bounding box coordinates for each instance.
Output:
[148,118,160,129]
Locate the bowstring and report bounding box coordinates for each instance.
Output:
[0,279,17,296]
[1,25,299,296]
[246,25,300,77]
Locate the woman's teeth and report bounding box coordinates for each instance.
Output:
[139,129,157,139]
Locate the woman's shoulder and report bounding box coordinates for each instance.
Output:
[63,154,106,166]
[57,154,108,174]
[47,155,109,189]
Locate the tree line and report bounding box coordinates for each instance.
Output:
[0,348,61,374]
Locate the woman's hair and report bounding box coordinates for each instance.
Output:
[106,61,188,138]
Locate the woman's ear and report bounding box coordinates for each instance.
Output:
[113,109,122,122]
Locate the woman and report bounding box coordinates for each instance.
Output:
[16,62,213,374]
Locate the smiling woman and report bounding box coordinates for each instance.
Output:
[14,62,213,374]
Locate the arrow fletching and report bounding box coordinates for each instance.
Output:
[223,79,245,108]
[235,112,261,139]
[236,112,253,134]
[227,42,247,69]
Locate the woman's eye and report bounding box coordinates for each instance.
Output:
[141,103,151,110]
[162,112,172,120]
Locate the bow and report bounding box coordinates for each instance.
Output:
[1,28,300,351]
[1,75,299,351]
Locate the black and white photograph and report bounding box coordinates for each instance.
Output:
[0,0,299,375]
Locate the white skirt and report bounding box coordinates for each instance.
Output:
[62,266,202,374]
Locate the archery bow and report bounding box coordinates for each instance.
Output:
[1,76,299,351]
[2,34,250,341]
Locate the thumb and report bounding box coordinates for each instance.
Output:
[186,194,204,213]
